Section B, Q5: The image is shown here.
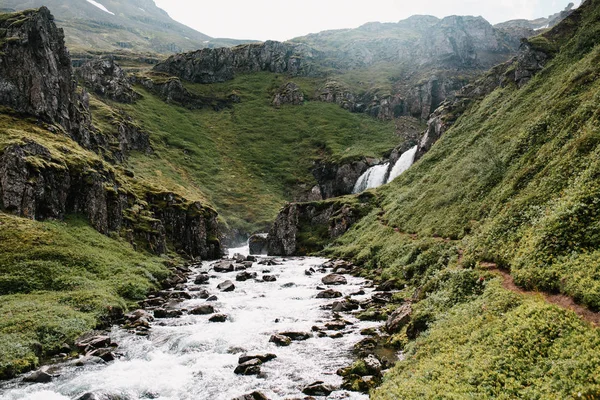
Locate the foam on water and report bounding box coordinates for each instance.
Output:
[1,255,376,400]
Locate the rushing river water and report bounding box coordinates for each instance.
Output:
[1,245,378,400]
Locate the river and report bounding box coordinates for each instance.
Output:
[1,245,377,400]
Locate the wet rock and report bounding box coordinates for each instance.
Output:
[331,300,359,312]
[262,275,277,282]
[206,295,219,301]
[249,234,269,255]
[214,261,236,273]
[280,331,312,341]
[232,391,269,400]
[70,355,106,367]
[360,327,378,336]
[236,271,257,281]
[302,381,335,396]
[269,334,292,346]
[126,309,154,323]
[325,321,347,331]
[154,309,183,319]
[246,255,257,262]
[209,314,228,322]
[194,274,210,284]
[238,353,277,364]
[23,370,53,383]
[304,268,315,276]
[234,254,246,263]
[75,334,112,352]
[195,289,211,299]
[234,358,262,375]
[329,332,344,339]
[190,305,215,315]
[321,274,347,286]
[350,289,366,296]
[316,289,342,299]
[218,280,236,292]
[385,303,412,333]
[87,348,116,362]
[281,282,296,288]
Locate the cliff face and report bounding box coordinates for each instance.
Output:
[0,8,222,259]
[0,7,91,144]
[153,41,320,84]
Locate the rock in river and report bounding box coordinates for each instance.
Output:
[218,280,235,292]
[321,274,347,285]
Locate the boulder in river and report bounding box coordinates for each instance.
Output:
[23,370,53,383]
[218,280,236,292]
[234,358,262,375]
[236,271,257,281]
[232,391,269,400]
[190,305,215,315]
[322,274,347,285]
[302,381,335,396]
[214,261,236,273]
[331,299,360,312]
[238,353,277,364]
[207,295,219,301]
[316,289,342,299]
[279,331,312,341]
[209,314,228,322]
[269,334,292,346]
[194,274,210,284]
[249,234,269,255]
[262,275,277,282]
[154,309,183,319]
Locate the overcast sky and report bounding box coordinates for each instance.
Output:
[154,0,578,41]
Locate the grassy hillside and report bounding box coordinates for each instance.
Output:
[120,72,399,234]
[323,0,600,396]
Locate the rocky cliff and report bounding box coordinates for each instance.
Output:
[268,194,375,256]
[0,8,222,259]
[153,41,322,84]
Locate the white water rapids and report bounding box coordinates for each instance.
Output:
[1,245,378,400]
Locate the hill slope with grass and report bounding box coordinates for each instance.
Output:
[296,0,600,396]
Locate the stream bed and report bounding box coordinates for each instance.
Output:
[1,246,380,400]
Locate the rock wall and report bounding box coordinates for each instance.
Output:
[153,41,321,84]
[268,195,374,256]
[0,7,93,147]
[77,58,140,103]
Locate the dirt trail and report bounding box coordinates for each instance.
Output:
[376,208,600,326]
[479,262,600,326]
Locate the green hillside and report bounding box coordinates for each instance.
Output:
[120,72,399,233]
[322,0,600,397]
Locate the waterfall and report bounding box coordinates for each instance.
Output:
[386,145,417,184]
[352,162,390,193]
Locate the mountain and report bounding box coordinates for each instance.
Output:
[0,0,255,54]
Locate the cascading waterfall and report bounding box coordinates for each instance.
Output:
[352,162,390,193]
[352,145,418,193]
[386,145,418,184]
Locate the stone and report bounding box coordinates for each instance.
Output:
[209,314,228,322]
[238,353,277,364]
[77,58,140,103]
[376,279,398,292]
[302,381,335,396]
[331,300,359,312]
[214,261,236,273]
[23,370,53,383]
[154,309,183,319]
[190,305,215,315]
[272,82,304,107]
[231,391,269,400]
[262,275,277,282]
[279,331,312,341]
[87,348,116,362]
[236,271,257,281]
[321,274,347,286]
[218,280,235,292]
[194,274,210,284]
[385,303,412,333]
[206,295,219,301]
[249,234,269,255]
[269,334,292,346]
[325,321,347,331]
[234,358,262,375]
[316,289,342,299]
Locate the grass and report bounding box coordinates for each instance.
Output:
[122,72,399,233]
[0,213,170,378]
[315,2,600,396]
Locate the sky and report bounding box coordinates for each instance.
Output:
[153,0,578,41]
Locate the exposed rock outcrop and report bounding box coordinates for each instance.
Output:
[133,73,234,110]
[0,8,93,146]
[312,160,371,199]
[153,41,321,84]
[268,194,374,256]
[0,140,221,258]
[272,82,304,106]
[77,58,140,103]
